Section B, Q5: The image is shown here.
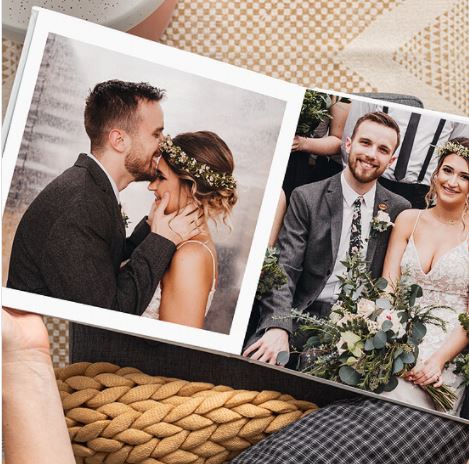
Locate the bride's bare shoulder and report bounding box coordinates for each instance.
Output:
[393,209,422,233]
[170,241,213,276]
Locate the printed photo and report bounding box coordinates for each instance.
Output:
[243,88,469,421]
[2,9,303,354]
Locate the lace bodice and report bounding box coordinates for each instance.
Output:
[385,211,469,414]
[142,240,217,321]
[401,237,469,361]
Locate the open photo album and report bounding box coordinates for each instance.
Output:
[3,7,469,424]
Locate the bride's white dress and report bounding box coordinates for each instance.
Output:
[381,212,469,414]
[142,240,217,320]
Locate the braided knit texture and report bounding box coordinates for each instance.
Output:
[56,362,319,464]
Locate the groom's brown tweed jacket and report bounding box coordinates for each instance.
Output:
[7,153,175,361]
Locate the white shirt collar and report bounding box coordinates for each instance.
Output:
[87,153,120,203]
[340,172,376,209]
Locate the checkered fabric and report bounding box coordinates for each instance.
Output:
[231,397,469,464]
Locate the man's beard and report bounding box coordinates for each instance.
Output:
[348,154,385,184]
[125,151,156,182]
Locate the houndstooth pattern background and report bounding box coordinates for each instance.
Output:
[2,0,468,368]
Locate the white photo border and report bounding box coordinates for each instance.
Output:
[1,7,304,355]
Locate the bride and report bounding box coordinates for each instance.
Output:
[142,131,237,328]
[381,137,469,414]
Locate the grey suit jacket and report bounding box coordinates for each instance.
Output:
[255,173,411,338]
[7,154,176,360]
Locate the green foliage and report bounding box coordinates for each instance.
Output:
[295,90,331,137]
[255,247,288,300]
[459,313,469,333]
[296,252,455,410]
[295,90,350,138]
[453,352,469,387]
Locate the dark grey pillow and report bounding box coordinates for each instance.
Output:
[356,92,424,108]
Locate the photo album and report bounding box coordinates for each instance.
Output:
[3,7,469,424]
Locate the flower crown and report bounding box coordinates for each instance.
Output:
[159,135,237,190]
[436,140,469,160]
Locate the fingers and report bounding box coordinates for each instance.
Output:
[180,202,200,218]
[243,340,261,357]
[154,192,170,217]
[409,366,442,386]
[433,377,444,388]
[245,344,276,364]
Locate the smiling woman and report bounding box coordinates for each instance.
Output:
[381,137,469,414]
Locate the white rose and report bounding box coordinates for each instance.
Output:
[336,339,347,355]
[337,313,353,327]
[376,309,405,337]
[356,298,376,319]
[329,311,342,324]
[331,301,344,313]
[376,210,392,224]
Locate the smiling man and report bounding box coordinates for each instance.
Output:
[244,111,411,367]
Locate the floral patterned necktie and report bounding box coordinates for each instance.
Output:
[349,196,363,256]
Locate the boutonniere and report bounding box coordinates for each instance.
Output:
[370,203,393,234]
[120,204,131,228]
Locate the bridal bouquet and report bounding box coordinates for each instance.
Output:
[453,313,469,387]
[295,253,457,410]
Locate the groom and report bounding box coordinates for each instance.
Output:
[244,111,411,365]
[7,80,201,361]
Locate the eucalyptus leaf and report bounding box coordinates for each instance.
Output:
[373,331,387,349]
[305,336,321,348]
[393,347,403,359]
[352,284,365,301]
[383,376,399,392]
[376,298,391,310]
[364,338,375,352]
[381,320,393,332]
[376,277,388,290]
[401,351,415,364]
[339,365,361,386]
[412,321,427,341]
[399,311,409,323]
[409,284,423,306]
[393,357,404,374]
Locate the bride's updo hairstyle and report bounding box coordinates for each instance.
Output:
[161,131,238,225]
[425,137,469,208]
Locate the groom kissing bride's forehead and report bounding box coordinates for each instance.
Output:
[84,79,166,183]
[244,110,410,367]
[7,79,202,362]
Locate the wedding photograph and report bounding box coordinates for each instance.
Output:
[2,13,303,355]
[243,88,469,421]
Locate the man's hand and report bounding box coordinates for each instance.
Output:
[243,328,289,365]
[149,193,202,245]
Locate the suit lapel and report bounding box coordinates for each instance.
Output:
[325,175,343,266]
[366,183,389,264]
[75,154,125,238]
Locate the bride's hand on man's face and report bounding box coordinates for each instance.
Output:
[406,357,445,387]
